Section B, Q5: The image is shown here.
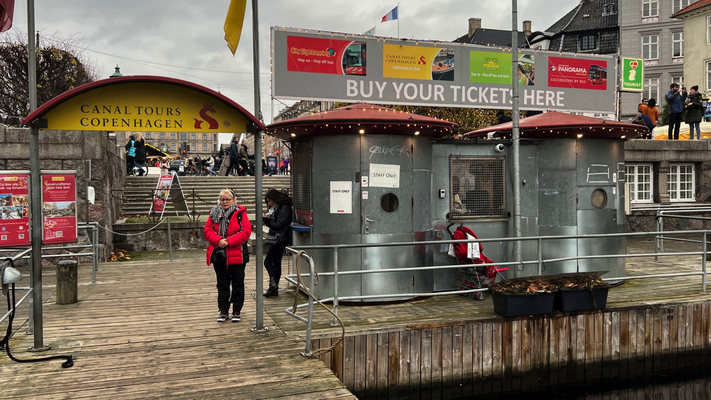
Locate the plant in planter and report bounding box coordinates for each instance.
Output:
[489,277,558,317]
[549,274,610,313]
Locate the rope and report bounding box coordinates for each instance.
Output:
[97,218,167,237]
[291,250,345,359]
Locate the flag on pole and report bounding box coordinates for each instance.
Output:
[363,26,376,36]
[381,6,398,23]
[224,0,247,55]
[0,0,15,33]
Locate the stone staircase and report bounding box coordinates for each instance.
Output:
[121,175,292,221]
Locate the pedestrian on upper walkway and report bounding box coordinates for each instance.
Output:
[665,83,687,140]
[227,136,240,176]
[685,85,704,140]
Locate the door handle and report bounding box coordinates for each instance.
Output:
[364,215,375,233]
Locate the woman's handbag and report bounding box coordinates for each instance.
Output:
[264,233,279,245]
[211,246,227,264]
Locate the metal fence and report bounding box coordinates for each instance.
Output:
[282,229,711,356]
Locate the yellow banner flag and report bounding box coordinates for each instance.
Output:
[224,0,247,55]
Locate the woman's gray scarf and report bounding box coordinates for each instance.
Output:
[210,204,236,237]
[265,203,278,219]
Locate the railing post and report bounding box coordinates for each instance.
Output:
[537,237,542,275]
[303,254,315,355]
[331,247,339,326]
[92,225,97,284]
[167,216,174,262]
[703,231,707,294]
[659,213,665,258]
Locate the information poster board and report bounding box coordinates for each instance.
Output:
[42,173,77,244]
[330,181,352,214]
[152,174,174,214]
[0,173,30,247]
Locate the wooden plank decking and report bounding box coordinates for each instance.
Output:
[0,256,355,399]
[1,234,710,399]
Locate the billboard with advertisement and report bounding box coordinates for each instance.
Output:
[0,173,30,248]
[42,173,77,244]
[272,27,617,113]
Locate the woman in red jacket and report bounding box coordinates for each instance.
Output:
[204,189,252,322]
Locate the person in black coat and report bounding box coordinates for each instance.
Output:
[227,136,240,176]
[134,132,147,176]
[262,189,293,297]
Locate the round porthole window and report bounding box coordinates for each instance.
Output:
[591,189,607,209]
[381,193,399,213]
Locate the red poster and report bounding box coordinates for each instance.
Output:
[0,174,30,247]
[153,174,173,212]
[548,57,607,90]
[286,35,366,75]
[42,174,77,244]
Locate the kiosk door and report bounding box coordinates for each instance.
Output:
[359,135,415,298]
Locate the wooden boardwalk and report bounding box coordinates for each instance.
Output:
[0,256,355,399]
[1,234,710,399]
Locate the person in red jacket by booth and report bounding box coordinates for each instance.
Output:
[204,189,252,322]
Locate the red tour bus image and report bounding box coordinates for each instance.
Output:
[588,65,607,85]
[343,42,366,75]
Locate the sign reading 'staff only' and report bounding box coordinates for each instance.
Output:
[272,27,618,114]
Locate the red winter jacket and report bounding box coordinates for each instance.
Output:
[203,205,252,266]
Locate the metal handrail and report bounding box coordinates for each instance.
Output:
[0,248,33,325]
[282,247,316,355]
[282,229,711,352]
[654,209,711,261]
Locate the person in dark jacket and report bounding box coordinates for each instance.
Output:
[134,132,147,176]
[227,136,240,176]
[262,189,293,297]
[685,85,704,140]
[204,189,252,322]
[665,83,687,140]
[238,143,253,176]
[125,134,136,175]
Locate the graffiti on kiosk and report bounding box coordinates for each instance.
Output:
[369,145,411,160]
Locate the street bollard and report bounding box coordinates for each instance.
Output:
[56,260,78,305]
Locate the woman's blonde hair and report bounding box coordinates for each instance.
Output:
[135,132,143,141]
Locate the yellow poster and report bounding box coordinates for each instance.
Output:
[383,44,442,80]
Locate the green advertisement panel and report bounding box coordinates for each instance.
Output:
[621,57,643,92]
[470,51,512,84]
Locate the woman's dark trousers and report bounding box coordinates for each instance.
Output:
[264,242,287,285]
[213,261,246,314]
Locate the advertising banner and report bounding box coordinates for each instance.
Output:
[42,173,77,244]
[0,173,30,248]
[272,27,617,113]
[152,174,173,214]
[620,57,644,92]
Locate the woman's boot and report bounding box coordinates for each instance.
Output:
[264,277,279,297]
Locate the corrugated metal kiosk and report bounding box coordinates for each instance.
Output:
[267,106,647,301]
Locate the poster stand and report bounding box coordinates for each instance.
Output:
[148,173,190,218]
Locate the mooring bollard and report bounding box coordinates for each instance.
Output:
[56,260,78,305]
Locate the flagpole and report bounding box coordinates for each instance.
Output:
[397,3,400,37]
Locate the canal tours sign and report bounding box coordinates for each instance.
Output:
[271,27,618,113]
[23,76,266,134]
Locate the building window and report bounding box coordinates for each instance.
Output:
[673,0,691,13]
[202,143,208,151]
[180,132,187,140]
[191,143,196,151]
[708,16,711,44]
[449,156,507,220]
[146,133,152,139]
[171,143,176,152]
[581,35,597,51]
[627,164,654,203]
[214,144,219,152]
[160,142,165,150]
[602,4,617,15]
[643,0,658,17]
[644,77,659,102]
[202,133,208,141]
[672,32,683,58]
[213,134,218,141]
[191,133,196,140]
[171,132,176,140]
[642,35,659,60]
[668,164,695,202]
[671,75,684,88]
[707,61,711,91]
[160,132,165,140]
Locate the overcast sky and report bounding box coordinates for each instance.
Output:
[9,0,574,123]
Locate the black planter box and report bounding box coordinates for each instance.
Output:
[554,287,609,313]
[492,291,556,317]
